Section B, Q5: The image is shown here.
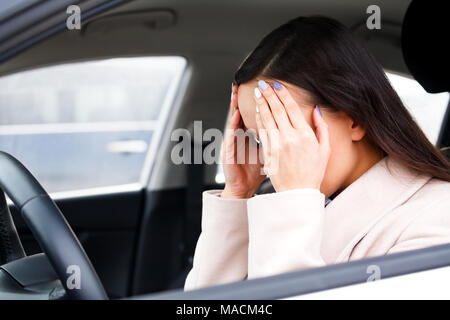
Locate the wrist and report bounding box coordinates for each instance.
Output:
[221,187,254,199]
[275,183,321,193]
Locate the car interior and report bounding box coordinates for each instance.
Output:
[0,0,448,300]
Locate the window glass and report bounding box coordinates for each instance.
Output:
[0,56,186,192]
[386,71,449,144]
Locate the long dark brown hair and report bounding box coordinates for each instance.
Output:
[234,16,450,182]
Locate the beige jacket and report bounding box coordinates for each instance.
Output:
[185,156,450,290]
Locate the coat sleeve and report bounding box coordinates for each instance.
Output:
[184,190,249,290]
[247,188,327,279]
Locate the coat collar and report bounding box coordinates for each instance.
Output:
[321,155,432,263]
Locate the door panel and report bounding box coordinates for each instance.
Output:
[9,189,144,298]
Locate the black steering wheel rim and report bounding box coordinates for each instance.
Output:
[0,151,107,300]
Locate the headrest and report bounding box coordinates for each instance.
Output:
[401,0,449,93]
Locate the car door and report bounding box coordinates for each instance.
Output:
[0,0,191,299]
[0,56,188,298]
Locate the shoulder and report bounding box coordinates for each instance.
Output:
[398,178,450,233]
[388,178,450,252]
[410,178,450,206]
[422,177,450,192]
[402,177,450,217]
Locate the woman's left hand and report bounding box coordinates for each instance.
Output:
[254,80,330,192]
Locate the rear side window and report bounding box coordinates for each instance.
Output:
[0,56,186,193]
[386,71,449,144]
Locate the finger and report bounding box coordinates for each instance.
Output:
[257,80,291,130]
[313,105,330,154]
[222,109,241,164]
[254,87,277,131]
[266,128,280,176]
[255,109,268,151]
[226,99,240,130]
[271,81,310,130]
[228,83,238,117]
[255,109,271,169]
[256,143,265,168]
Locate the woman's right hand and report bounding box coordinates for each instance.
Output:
[221,84,266,199]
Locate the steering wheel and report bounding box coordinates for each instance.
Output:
[0,151,107,300]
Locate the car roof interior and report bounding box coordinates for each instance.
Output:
[0,0,414,190]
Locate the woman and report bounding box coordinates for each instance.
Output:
[185,16,450,290]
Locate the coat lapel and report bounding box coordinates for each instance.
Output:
[321,156,432,263]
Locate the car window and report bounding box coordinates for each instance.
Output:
[215,71,449,184]
[0,56,186,193]
[386,71,449,144]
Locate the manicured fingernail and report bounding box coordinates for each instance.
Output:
[273,81,282,91]
[256,105,260,113]
[258,80,268,91]
[315,105,322,117]
[254,87,262,99]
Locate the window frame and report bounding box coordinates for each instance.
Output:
[134,243,450,300]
